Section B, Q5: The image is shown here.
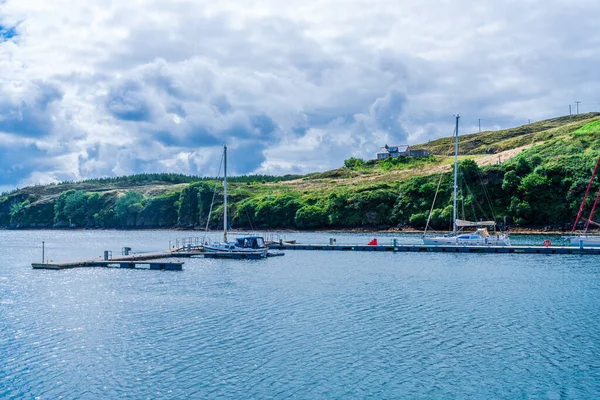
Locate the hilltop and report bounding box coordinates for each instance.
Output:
[412,113,600,155]
[2,112,600,231]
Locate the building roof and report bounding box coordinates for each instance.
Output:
[382,145,410,152]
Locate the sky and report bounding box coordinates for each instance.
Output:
[0,0,599,191]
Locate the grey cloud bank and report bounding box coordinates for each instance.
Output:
[0,0,598,190]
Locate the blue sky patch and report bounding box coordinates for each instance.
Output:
[0,25,17,41]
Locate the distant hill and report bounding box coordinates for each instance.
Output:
[2,113,600,231]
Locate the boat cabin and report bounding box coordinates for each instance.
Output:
[234,236,266,249]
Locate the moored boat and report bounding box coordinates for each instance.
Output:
[422,115,510,246]
[204,145,270,258]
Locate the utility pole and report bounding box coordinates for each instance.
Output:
[478,118,481,133]
[575,101,581,114]
[569,105,572,123]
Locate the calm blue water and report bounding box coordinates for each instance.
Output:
[1,230,599,399]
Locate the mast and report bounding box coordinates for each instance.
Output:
[223,144,228,243]
[453,115,460,234]
[585,188,600,232]
[572,156,600,232]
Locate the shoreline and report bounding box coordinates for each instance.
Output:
[0,226,581,235]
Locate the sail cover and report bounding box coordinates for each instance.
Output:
[455,219,496,227]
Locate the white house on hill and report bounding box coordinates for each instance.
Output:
[376,145,430,159]
[377,145,410,159]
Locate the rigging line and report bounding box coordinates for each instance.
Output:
[203,151,224,241]
[245,205,255,231]
[460,183,466,221]
[476,167,497,222]
[424,168,446,235]
[424,127,457,234]
[462,179,491,221]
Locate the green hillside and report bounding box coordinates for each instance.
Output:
[413,112,600,155]
[2,113,600,231]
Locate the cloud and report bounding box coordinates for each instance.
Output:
[106,79,152,122]
[0,0,599,188]
[0,80,63,137]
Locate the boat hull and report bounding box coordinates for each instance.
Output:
[423,237,511,246]
[565,236,600,247]
[204,245,267,256]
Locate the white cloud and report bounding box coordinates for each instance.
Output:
[0,0,599,187]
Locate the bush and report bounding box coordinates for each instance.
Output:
[409,212,428,227]
[344,157,365,169]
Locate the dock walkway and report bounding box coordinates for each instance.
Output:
[32,250,186,270]
[267,243,600,255]
[32,247,284,270]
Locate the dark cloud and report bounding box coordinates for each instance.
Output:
[229,142,267,174]
[152,126,221,148]
[0,142,46,185]
[250,114,277,136]
[0,80,63,138]
[212,96,232,114]
[106,80,152,121]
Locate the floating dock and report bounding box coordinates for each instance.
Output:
[32,247,285,270]
[32,250,188,270]
[267,243,600,255]
[32,259,184,271]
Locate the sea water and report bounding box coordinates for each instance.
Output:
[1,230,599,399]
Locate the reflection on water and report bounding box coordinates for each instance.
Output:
[1,230,599,398]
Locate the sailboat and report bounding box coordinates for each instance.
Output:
[203,145,269,257]
[563,156,600,247]
[422,115,511,246]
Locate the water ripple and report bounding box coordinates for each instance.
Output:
[1,231,600,398]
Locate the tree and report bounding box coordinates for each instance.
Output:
[459,158,481,182]
[178,184,200,227]
[115,191,144,227]
[139,192,180,227]
[409,212,428,228]
[344,157,365,169]
[295,205,327,228]
[54,190,87,227]
[502,170,520,193]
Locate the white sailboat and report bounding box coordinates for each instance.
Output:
[422,115,511,246]
[563,156,600,247]
[204,145,269,257]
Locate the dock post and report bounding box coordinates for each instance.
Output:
[42,241,45,264]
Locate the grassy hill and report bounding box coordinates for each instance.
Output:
[2,112,600,231]
[412,112,600,156]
